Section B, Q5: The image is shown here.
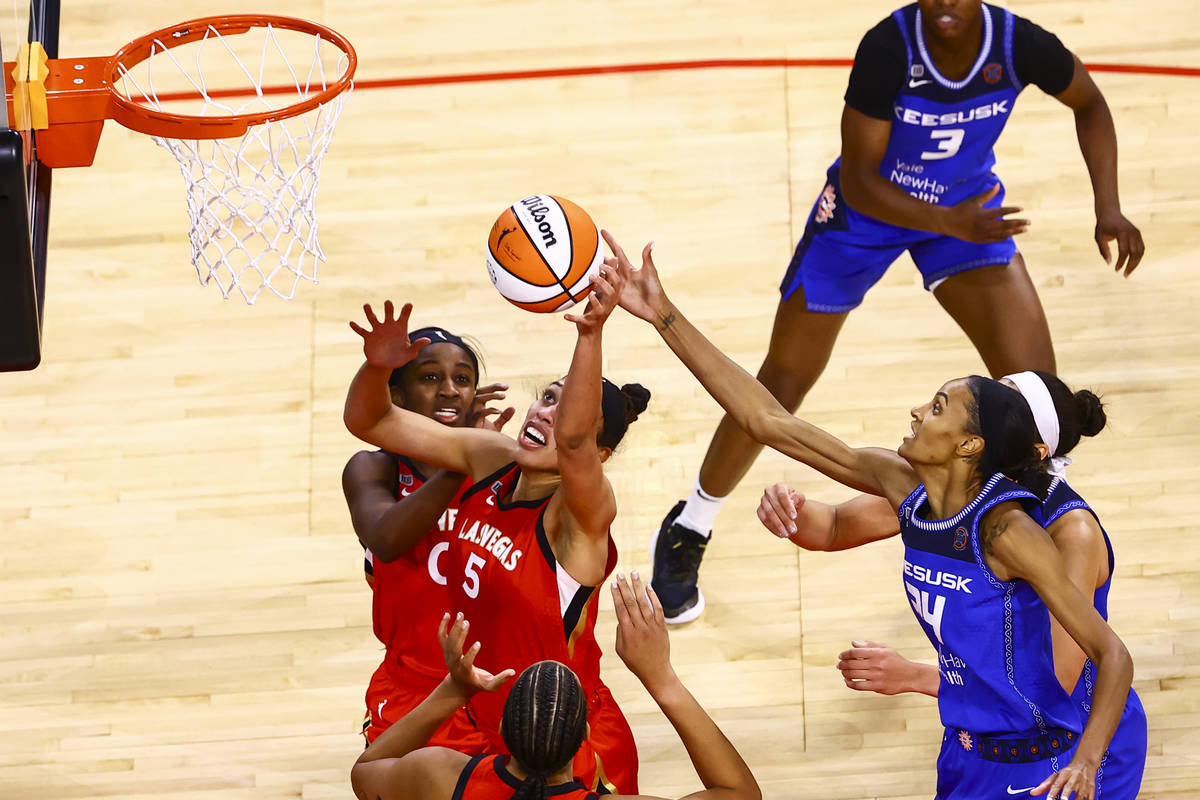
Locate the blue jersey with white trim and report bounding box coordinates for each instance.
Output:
[844,3,1025,208]
[899,473,1082,735]
[1029,478,1115,714]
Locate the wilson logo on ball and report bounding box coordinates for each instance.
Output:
[485,194,603,313]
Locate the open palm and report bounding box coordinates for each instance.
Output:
[438,613,515,695]
[348,301,432,370]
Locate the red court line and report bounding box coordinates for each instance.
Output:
[350,57,1200,91]
[154,57,1198,103]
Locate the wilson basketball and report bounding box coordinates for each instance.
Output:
[485,195,603,313]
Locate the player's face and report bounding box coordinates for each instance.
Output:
[515,379,604,472]
[917,0,984,43]
[899,378,975,465]
[392,343,478,427]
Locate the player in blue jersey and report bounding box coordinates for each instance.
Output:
[756,370,1147,799]
[650,0,1146,626]
[605,232,1133,800]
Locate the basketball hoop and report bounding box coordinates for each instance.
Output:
[5,15,357,303]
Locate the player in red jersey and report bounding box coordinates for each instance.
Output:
[345,326,514,747]
[350,573,761,800]
[345,267,648,793]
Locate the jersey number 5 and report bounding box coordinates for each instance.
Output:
[462,553,487,599]
[921,128,964,161]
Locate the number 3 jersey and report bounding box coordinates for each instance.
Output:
[898,473,1082,735]
[837,3,1074,212]
[446,462,618,737]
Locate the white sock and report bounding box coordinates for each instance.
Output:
[675,478,725,538]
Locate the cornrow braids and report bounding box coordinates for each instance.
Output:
[500,661,588,800]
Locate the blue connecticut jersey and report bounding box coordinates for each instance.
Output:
[1030,478,1148,799]
[864,3,1025,208]
[899,473,1082,735]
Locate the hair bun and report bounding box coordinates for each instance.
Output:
[620,383,651,422]
[1073,389,1107,437]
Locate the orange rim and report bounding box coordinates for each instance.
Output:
[103,14,357,139]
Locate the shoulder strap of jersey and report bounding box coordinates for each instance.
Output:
[460,462,517,503]
[897,481,926,523]
[450,753,489,800]
[395,453,427,483]
[998,4,1023,92]
[966,474,1042,587]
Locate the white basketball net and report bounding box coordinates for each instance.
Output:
[115,24,351,303]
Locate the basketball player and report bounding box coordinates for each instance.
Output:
[757,371,1146,799]
[346,326,515,748]
[650,0,1146,625]
[349,573,760,800]
[606,233,1133,800]
[344,278,648,792]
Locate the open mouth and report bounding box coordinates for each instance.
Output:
[433,407,460,423]
[522,425,547,447]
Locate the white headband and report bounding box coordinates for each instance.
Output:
[1003,371,1061,459]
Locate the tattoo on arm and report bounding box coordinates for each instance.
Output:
[657,311,676,332]
[980,517,1010,555]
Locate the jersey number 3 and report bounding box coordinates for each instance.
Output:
[921,128,964,161]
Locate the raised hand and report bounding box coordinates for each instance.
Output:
[470,382,516,432]
[601,230,666,324]
[612,572,675,694]
[1094,208,1145,277]
[943,184,1029,244]
[564,261,626,332]
[757,482,806,538]
[438,612,516,696]
[348,301,432,370]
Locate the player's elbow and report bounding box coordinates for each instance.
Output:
[838,164,874,211]
[742,407,790,451]
[1101,634,1134,686]
[349,762,371,800]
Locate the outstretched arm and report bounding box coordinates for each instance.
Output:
[1053,56,1145,276]
[606,232,914,503]
[553,267,624,540]
[612,573,761,800]
[980,504,1133,800]
[757,484,900,550]
[344,302,513,479]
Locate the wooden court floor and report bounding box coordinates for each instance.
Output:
[1,1,1197,797]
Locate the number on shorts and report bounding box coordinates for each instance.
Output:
[921,128,964,161]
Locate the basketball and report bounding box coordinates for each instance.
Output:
[485,195,603,313]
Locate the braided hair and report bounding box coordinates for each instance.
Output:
[500,661,588,800]
[598,380,651,450]
[963,375,1049,497]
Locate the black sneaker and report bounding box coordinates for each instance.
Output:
[649,500,709,624]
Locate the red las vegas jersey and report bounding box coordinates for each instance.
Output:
[452,754,599,800]
[446,463,618,738]
[368,454,468,680]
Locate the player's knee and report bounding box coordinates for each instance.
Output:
[755,361,822,412]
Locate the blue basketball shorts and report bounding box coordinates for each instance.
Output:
[1090,688,1148,800]
[779,167,1017,313]
[934,726,1080,800]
